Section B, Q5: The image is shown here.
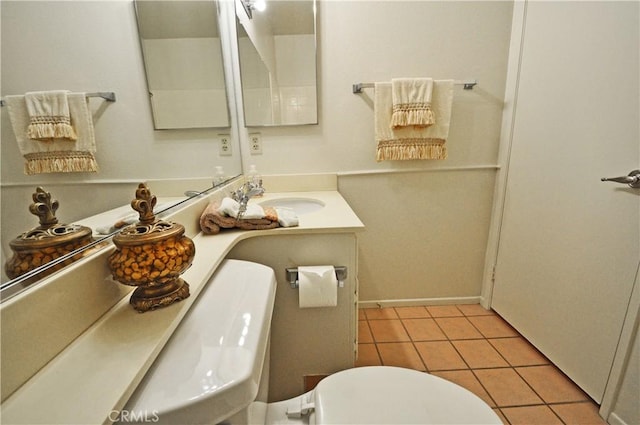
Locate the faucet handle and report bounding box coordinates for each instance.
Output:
[230,188,243,202]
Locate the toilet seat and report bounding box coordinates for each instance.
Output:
[304,366,501,424]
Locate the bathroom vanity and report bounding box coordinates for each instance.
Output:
[0,174,364,424]
[228,232,359,402]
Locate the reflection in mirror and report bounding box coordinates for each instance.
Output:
[0,178,239,302]
[0,0,243,301]
[236,0,317,126]
[135,0,231,129]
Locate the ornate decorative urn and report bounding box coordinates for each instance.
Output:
[108,183,194,312]
[5,187,93,280]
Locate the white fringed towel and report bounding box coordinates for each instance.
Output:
[25,90,77,141]
[375,80,454,161]
[5,93,99,174]
[391,78,435,128]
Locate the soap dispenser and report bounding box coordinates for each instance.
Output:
[213,166,226,186]
[247,164,262,194]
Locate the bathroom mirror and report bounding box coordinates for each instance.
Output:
[0,178,240,301]
[0,0,244,300]
[135,0,231,129]
[236,0,318,126]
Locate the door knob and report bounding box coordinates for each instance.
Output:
[601,169,640,188]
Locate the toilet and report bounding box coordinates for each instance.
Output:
[121,260,502,424]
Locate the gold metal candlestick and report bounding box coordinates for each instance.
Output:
[108,183,194,312]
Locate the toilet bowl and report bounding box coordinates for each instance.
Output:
[264,366,502,424]
[121,259,502,424]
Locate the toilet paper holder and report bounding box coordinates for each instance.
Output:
[286,266,347,289]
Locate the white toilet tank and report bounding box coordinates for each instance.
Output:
[120,259,277,425]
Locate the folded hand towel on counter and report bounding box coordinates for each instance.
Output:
[5,93,99,174]
[273,207,299,228]
[375,80,453,161]
[217,197,266,220]
[199,200,280,235]
[25,91,77,141]
[391,78,435,128]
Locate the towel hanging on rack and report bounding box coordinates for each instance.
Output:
[390,78,435,129]
[25,91,77,142]
[375,80,454,161]
[5,93,99,174]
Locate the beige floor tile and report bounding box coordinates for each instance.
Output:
[516,365,588,403]
[501,405,563,425]
[358,320,374,343]
[474,368,543,407]
[364,307,398,320]
[368,319,410,342]
[467,315,519,338]
[550,402,607,425]
[489,337,549,367]
[434,317,484,340]
[414,341,468,371]
[452,339,509,369]
[358,305,595,424]
[457,304,495,316]
[377,342,426,370]
[403,318,447,341]
[394,306,430,318]
[358,309,367,321]
[432,370,496,407]
[355,343,382,367]
[426,305,464,317]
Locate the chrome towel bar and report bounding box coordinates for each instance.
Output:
[0,91,116,107]
[352,80,477,94]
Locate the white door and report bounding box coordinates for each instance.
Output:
[491,1,639,403]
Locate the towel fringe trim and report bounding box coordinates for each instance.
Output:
[27,118,77,142]
[391,104,435,129]
[24,151,98,174]
[376,138,447,161]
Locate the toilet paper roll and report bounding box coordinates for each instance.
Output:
[298,265,338,308]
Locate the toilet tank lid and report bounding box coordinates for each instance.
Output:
[313,367,502,425]
[123,260,277,424]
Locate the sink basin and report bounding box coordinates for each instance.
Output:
[259,197,325,215]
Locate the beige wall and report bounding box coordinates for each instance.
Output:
[2,1,514,303]
[243,1,511,174]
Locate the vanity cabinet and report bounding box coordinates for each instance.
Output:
[227,233,358,402]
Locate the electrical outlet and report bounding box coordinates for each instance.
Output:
[219,134,232,156]
[249,133,262,154]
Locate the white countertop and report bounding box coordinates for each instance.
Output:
[0,190,364,425]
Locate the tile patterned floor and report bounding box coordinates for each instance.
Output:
[356,304,607,425]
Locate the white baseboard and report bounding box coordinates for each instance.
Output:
[358,296,482,309]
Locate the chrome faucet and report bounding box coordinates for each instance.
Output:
[230,180,265,219]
